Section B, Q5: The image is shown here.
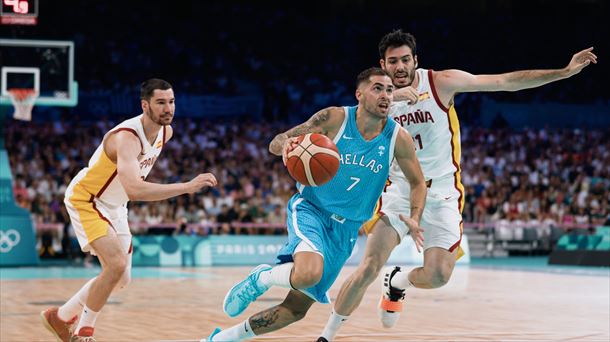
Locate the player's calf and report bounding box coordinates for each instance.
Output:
[357,254,386,285]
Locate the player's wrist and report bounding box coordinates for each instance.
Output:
[180,181,191,194]
[410,214,422,225]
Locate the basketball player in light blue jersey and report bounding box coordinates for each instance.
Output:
[201,67,427,342]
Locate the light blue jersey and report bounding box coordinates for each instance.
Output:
[277,106,401,303]
[298,105,400,222]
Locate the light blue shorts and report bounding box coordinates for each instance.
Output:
[276,193,362,303]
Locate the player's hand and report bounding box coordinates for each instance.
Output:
[185,173,217,193]
[393,86,419,105]
[399,214,424,253]
[281,137,300,166]
[566,47,597,77]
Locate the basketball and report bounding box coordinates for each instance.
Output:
[286,133,340,186]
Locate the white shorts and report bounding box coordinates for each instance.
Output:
[367,174,463,252]
[64,186,131,254]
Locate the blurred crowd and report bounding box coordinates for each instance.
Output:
[461,127,610,241]
[6,119,609,239]
[7,118,293,238]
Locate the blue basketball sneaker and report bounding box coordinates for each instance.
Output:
[223,264,272,317]
[200,327,221,341]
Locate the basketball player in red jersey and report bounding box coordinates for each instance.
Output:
[41,79,217,342]
[318,30,597,341]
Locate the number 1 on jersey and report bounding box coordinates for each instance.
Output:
[414,134,423,150]
[347,177,361,191]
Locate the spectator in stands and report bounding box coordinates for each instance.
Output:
[216,204,238,235]
[5,118,608,251]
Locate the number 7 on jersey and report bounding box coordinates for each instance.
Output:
[347,177,361,191]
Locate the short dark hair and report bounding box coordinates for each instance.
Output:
[378,29,417,59]
[357,67,390,87]
[140,78,173,100]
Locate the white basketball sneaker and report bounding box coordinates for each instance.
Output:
[378,266,406,328]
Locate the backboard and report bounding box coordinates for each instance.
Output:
[0,39,78,107]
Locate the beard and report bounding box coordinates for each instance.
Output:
[393,68,416,88]
[145,107,171,126]
[364,101,388,119]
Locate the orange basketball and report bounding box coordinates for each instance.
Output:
[286,133,340,187]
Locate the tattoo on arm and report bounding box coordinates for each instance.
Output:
[285,108,330,137]
[269,108,331,155]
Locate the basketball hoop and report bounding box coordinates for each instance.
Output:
[8,88,37,121]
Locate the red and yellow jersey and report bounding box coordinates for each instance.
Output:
[66,114,167,207]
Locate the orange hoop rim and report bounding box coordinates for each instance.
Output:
[8,88,38,102]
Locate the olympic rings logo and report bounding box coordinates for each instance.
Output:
[0,229,21,253]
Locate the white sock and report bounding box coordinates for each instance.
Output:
[257,262,294,289]
[391,269,414,290]
[58,277,96,321]
[320,310,349,341]
[212,319,256,341]
[75,305,99,335]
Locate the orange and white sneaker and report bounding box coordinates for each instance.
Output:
[40,307,77,342]
[378,266,406,328]
[70,327,95,342]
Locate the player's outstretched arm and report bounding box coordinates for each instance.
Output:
[394,128,427,251]
[268,106,345,157]
[113,131,217,201]
[436,47,597,95]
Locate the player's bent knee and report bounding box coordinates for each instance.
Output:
[362,255,384,275]
[358,256,384,284]
[294,270,322,288]
[292,262,323,288]
[114,270,132,290]
[104,256,128,283]
[430,266,453,288]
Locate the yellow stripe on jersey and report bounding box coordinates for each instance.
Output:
[363,196,383,235]
[447,105,465,213]
[447,104,466,260]
[68,185,110,243]
[78,150,118,197]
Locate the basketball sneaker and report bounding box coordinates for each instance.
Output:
[70,327,95,342]
[40,307,78,342]
[223,264,272,317]
[378,266,406,328]
[200,327,221,342]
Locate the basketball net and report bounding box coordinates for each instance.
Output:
[8,88,38,122]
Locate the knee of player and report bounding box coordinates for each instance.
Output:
[430,266,453,288]
[299,270,323,288]
[115,270,132,289]
[293,266,323,288]
[105,256,129,281]
[361,255,385,277]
